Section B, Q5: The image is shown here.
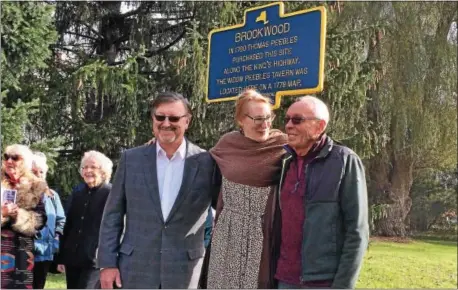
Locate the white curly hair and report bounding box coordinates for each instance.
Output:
[79,150,113,182]
[32,151,49,179]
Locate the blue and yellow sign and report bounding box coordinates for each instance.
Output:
[206,2,327,109]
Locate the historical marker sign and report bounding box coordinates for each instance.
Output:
[206,2,327,109]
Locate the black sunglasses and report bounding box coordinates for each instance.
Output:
[3,153,22,162]
[154,114,187,123]
[284,116,318,125]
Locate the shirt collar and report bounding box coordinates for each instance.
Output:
[156,139,187,160]
[283,133,329,160]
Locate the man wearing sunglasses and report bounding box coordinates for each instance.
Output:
[270,96,369,289]
[97,92,221,289]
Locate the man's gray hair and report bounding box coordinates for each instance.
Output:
[296,95,330,125]
[79,150,113,182]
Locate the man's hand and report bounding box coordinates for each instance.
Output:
[57,264,65,273]
[145,137,156,146]
[100,267,122,289]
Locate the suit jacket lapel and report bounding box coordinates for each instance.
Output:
[165,142,199,223]
[143,144,164,223]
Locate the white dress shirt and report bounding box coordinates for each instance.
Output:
[156,140,186,221]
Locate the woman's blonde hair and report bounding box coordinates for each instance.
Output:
[79,150,113,182]
[3,144,34,170]
[1,144,34,183]
[234,89,272,126]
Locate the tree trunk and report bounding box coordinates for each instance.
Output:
[370,144,414,237]
[376,197,413,237]
[368,100,415,237]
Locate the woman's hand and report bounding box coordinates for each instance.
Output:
[57,264,65,273]
[145,137,156,145]
[1,202,18,218]
[1,203,8,217]
[7,203,18,218]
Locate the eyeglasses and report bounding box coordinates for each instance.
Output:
[81,165,101,171]
[154,114,187,123]
[3,154,22,162]
[245,114,275,125]
[284,116,318,125]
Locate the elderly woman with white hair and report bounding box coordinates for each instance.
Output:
[1,144,47,289]
[57,150,113,289]
[31,152,66,289]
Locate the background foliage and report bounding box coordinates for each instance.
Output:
[1,1,456,236]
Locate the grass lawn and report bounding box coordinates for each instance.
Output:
[44,273,66,289]
[357,238,457,288]
[44,238,457,289]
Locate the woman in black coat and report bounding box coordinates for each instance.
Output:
[57,150,113,289]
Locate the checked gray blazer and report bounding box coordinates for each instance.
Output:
[97,140,220,289]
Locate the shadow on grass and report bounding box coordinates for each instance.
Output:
[412,231,457,245]
[369,234,457,248]
[415,237,458,247]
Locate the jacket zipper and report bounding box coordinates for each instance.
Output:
[300,163,309,283]
[303,164,309,198]
[279,156,293,212]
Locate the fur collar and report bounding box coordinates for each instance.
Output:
[2,172,47,209]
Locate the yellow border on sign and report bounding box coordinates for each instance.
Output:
[205,2,327,110]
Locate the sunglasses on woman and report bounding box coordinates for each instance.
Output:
[154,114,187,123]
[3,153,22,162]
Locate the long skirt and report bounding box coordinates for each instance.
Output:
[1,229,35,289]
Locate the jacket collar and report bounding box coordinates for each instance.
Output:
[282,134,334,161]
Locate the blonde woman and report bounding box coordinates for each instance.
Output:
[1,144,47,289]
[57,150,113,289]
[206,89,287,289]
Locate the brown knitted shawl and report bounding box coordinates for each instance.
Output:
[209,130,287,187]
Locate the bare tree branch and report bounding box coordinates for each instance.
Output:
[57,46,84,55]
[65,31,100,41]
[154,15,194,21]
[108,21,188,66]
[77,21,104,39]
[151,20,189,35]
[145,29,186,57]
[118,2,149,18]
[112,34,130,46]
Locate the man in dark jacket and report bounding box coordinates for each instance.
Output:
[271,96,369,289]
